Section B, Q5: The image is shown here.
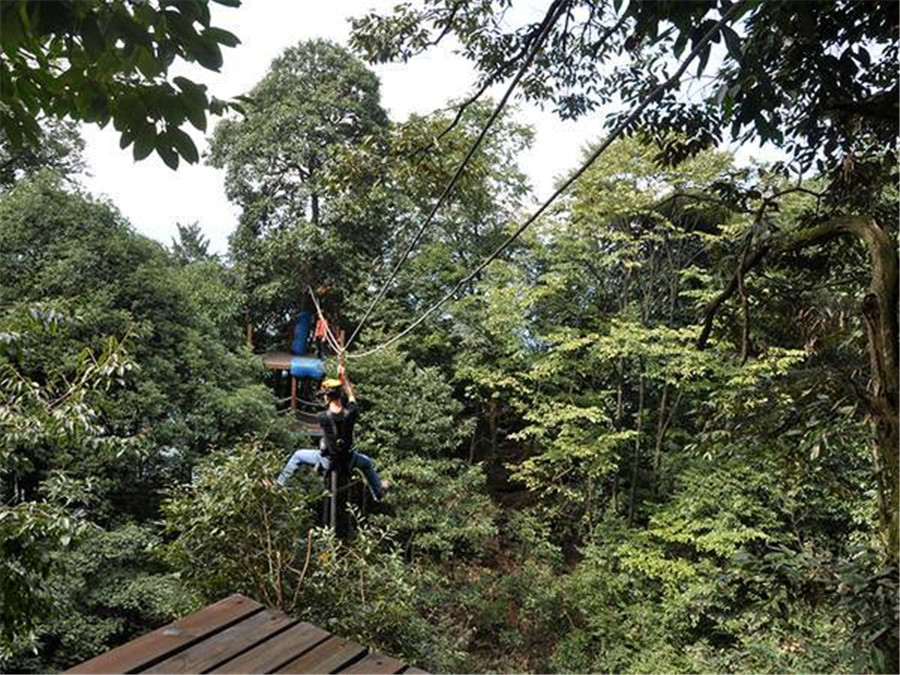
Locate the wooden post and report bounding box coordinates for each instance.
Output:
[290,376,297,410]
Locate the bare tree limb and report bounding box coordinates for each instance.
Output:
[697,243,769,349]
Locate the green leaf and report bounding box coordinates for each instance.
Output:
[721,26,742,62]
[208,96,227,115]
[79,16,104,57]
[672,30,689,59]
[756,115,783,144]
[156,137,180,169]
[185,104,207,132]
[203,26,241,47]
[191,38,223,71]
[133,124,156,160]
[136,45,161,78]
[168,127,199,163]
[2,116,23,149]
[1,6,24,56]
[119,130,134,149]
[723,93,733,118]
[696,44,711,77]
[173,76,207,106]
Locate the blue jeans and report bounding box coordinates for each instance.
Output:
[277,448,385,499]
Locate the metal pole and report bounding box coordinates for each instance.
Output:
[329,470,338,531]
[335,459,349,539]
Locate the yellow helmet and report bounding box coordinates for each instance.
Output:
[321,378,342,390]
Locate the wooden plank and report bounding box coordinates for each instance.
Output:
[276,636,367,674]
[339,652,406,674]
[212,622,331,674]
[65,594,263,674]
[401,668,428,674]
[143,609,295,674]
[261,351,294,370]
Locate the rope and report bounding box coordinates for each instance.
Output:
[343,0,570,351]
[278,395,324,407]
[345,1,747,360]
[307,286,344,355]
[328,470,365,496]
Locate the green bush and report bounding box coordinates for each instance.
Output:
[162,442,315,605]
[13,522,200,673]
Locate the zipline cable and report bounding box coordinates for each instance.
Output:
[344,0,570,351]
[345,1,747,360]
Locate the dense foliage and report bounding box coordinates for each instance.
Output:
[0,0,243,167]
[1,3,896,673]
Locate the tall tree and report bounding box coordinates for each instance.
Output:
[0,119,84,189]
[208,39,390,348]
[209,38,389,231]
[0,172,277,516]
[170,221,213,265]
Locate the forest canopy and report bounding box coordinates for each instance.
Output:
[1,1,897,673]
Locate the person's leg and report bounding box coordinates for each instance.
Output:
[277,448,324,486]
[350,451,385,499]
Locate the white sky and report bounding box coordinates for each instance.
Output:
[79,1,780,256]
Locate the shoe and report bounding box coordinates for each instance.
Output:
[375,479,391,500]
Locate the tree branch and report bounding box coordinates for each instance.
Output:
[405,0,570,161]
[696,215,894,350]
[697,243,769,349]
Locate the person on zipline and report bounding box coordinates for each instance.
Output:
[276,364,389,499]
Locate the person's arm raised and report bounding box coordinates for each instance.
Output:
[338,362,356,403]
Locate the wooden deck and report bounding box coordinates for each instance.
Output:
[66,594,426,674]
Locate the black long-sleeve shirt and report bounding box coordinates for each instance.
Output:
[317,401,358,457]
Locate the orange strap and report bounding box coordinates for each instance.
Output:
[314,317,328,339]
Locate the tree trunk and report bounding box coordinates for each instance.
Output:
[652,383,669,497]
[652,385,683,499]
[612,356,626,515]
[489,399,499,459]
[785,217,898,564]
[611,264,631,516]
[699,215,898,564]
[245,317,254,350]
[311,191,320,227]
[308,153,321,226]
[628,365,645,526]
[850,227,899,566]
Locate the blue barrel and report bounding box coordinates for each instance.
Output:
[290,356,325,380]
[291,311,313,355]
